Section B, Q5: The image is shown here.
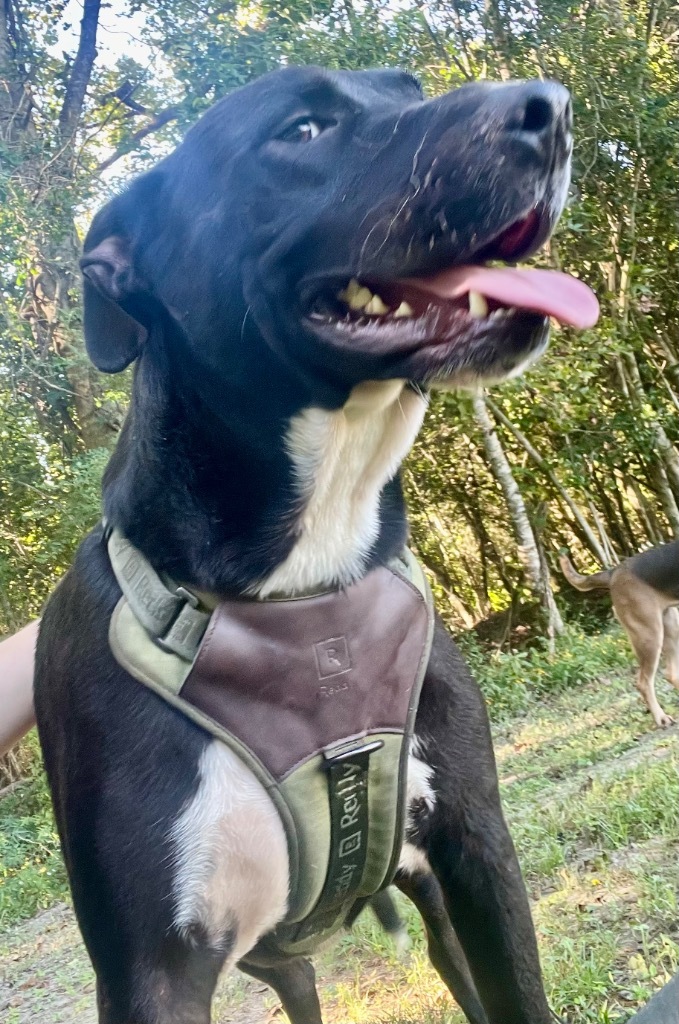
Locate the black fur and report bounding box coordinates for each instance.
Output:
[35,66,571,1023]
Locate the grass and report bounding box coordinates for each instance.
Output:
[1,623,678,1022]
[460,624,634,719]
[491,658,679,1023]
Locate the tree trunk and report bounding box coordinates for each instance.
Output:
[472,392,564,635]
[611,470,641,554]
[405,468,479,625]
[58,0,102,140]
[620,352,679,515]
[586,500,618,564]
[589,462,631,555]
[483,0,513,79]
[1,0,115,452]
[485,396,610,565]
[627,478,665,546]
[415,551,476,628]
[0,0,33,139]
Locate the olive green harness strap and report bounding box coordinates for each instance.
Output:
[291,737,384,942]
[106,527,211,661]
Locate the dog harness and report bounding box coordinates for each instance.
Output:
[106,528,434,956]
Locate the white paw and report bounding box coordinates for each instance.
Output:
[392,927,412,956]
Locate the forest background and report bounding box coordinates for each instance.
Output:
[0,0,678,642]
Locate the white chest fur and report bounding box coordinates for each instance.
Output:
[257,380,428,597]
[171,742,289,959]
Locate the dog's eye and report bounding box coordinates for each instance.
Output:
[279,118,324,143]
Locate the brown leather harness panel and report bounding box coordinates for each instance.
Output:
[180,565,430,781]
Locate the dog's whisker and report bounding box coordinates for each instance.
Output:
[408,126,431,191]
[240,305,252,344]
[357,128,431,270]
[367,195,415,264]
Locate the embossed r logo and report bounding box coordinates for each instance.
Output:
[314,636,351,679]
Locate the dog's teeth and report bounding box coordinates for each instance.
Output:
[468,291,489,319]
[365,293,389,315]
[393,301,414,318]
[338,278,375,311]
[351,287,374,310]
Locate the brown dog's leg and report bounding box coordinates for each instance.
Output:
[397,871,488,1024]
[662,607,679,693]
[238,957,322,1024]
[613,583,673,727]
[633,635,672,727]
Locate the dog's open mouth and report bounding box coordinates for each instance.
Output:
[304,209,599,377]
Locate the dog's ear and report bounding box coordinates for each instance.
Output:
[80,176,162,373]
[80,234,147,373]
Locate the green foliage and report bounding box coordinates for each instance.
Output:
[0,426,108,628]
[2,0,679,632]
[0,734,67,928]
[458,626,633,718]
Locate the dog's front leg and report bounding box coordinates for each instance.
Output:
[413,620,552,1024]
[239,957,322,1024]
[396,871,488,1024]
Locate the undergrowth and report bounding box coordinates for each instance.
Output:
[459,624,632,718]
[0,733,67,928]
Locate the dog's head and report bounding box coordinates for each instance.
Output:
[81,67,597,406]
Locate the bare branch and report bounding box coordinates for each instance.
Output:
[0,0,15,77]
[95,106,180,174]
[58,0,102,140]
[485,396,610,565]
[100,80,148,115]
[414,2,473,81]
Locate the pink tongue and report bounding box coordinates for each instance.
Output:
[407,266,599,329]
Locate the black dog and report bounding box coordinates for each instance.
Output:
[35,66,597,1024]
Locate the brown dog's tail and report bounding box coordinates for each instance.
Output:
[559,553,613,592]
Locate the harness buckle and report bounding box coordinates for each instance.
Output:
[323,738,384,764]
[155,585,208,659]
[174,585,199,609]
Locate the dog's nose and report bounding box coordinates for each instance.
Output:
[500,81,572,153]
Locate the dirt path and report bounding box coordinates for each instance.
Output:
[0,905,96,1024]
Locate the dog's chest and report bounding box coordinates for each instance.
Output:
[169,382,433,960]
[170,741,435,962]
[256,381,427,597]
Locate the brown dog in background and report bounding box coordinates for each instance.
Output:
[560,543,679,728]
